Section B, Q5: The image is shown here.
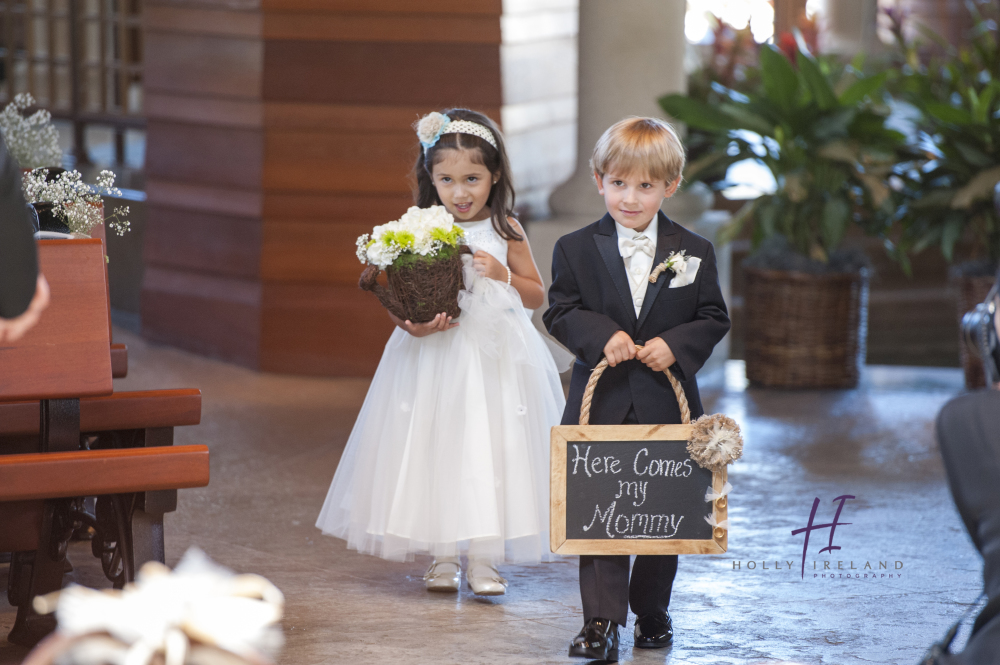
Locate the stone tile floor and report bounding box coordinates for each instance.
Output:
[0,330,985,664]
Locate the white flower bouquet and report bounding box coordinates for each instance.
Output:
[23,168,130,237]
[0,93,62,169]
[357,205,469,323]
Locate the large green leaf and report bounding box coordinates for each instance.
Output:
[797,51,838,110]
[719,103,774,135]
[838,72,889,106]
[821,197,850,250]
[812,107,857,140]
[658,94,740,132]
[953,141,995,167]
[924,102,974,126]
[760,46,800,113]
[941,214,965,262]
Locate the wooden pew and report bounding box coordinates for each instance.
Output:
[0,239,207,646]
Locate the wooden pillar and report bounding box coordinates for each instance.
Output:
[773,0,807,37]
[901,0,974,47]
[141,0,503,376]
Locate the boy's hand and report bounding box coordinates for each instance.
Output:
[389,311,458,337]
[636,336,676,373]
[603,330,636,367]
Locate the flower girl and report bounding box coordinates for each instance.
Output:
[316,108,571,595]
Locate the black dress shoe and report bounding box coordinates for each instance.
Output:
[634,611,673,648]
[569,617,620,661]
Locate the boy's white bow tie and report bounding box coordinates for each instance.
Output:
[619,234,654,258]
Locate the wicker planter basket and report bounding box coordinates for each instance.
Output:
[744,267,869,389]
[954,271,996,390]
[359,247,469,323]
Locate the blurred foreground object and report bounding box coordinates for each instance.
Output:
[0,273,49,342]
[22,548,284,665]
[932,389,1000,663]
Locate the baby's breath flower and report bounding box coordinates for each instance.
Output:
[0,94,62,168]
[22,167,131,237]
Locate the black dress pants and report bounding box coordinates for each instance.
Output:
[578,406,679,627]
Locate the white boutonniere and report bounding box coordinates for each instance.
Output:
[649,250,702,288]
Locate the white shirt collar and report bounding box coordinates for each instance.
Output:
[614,210,659,240]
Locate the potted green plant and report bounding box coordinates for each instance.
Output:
[888,1,1000,387]
[660,43,903,388]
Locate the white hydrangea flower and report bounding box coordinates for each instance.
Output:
[356,205,463,269]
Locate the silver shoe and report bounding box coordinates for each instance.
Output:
[424,558,461,592]
[467,560,507,596]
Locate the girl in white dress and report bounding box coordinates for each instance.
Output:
[316,108,571,596]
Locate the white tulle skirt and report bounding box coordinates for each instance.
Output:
[316,262,572,563]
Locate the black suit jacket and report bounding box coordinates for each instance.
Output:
[543,211,730,427]
[0,135,37,319]
[935,390,1000,662]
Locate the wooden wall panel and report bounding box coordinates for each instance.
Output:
[263,41,502,106]
[145,121,264,189]
[145,207,262,279]
[262,220,384,283]
[144,32,263,98]
[260,284,395,376]
[142,267,262,367]
[262,192,413,221]
[142,1,504,374]
[263,129,413,193]
[261,0,500,13]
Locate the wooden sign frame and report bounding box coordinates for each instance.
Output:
[551,424,728,555]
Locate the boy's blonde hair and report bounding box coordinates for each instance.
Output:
[590,116,685,183]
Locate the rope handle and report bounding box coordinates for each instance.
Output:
[579,345,690,426]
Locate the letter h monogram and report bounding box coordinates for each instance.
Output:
[791,495,854,579]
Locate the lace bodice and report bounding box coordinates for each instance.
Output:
[457,218,508,266]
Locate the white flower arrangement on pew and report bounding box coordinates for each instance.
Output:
[0,93,62,169]
[356,205,464,269]
[23,168,131,237]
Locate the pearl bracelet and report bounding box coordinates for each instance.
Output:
[506,265,512,287]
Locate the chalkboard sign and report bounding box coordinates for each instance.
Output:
[551,424,729,555]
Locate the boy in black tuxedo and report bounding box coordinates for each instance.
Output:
[544,117,730,660]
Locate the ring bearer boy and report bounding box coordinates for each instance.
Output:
[544,117,730,660]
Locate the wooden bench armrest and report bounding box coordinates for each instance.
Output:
[110,344,128,379]
[0,389,202,436]
[0,445,210,501]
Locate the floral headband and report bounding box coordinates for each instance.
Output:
[416,112,498,152]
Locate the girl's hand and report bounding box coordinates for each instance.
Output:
[473,250,507,281]
[389,311,458,337]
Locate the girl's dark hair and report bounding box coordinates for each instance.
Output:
[413,108,521,241]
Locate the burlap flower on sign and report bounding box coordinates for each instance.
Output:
[687,413,743,471]
[416,112,450,149]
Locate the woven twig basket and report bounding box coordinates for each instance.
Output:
[359,247,470,324]
[743,267,869,389]
[579,345,691,425]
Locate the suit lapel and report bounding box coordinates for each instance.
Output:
[593,214,638,327]
[636,212,682,330]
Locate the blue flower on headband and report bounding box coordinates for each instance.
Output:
[416,112,451,151]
